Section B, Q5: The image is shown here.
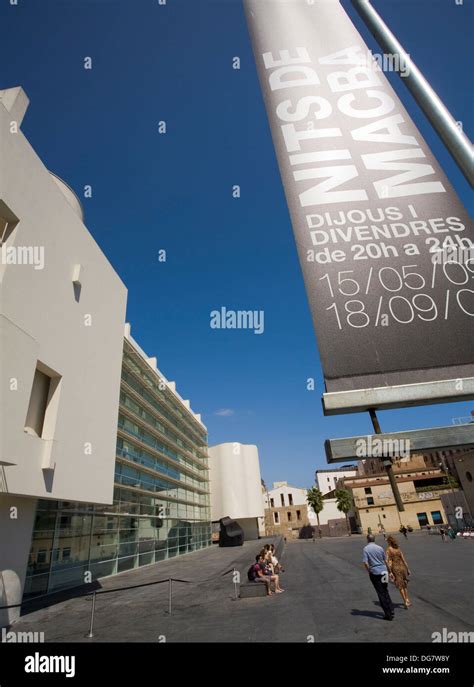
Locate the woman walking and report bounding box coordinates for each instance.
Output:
[386,535,412,609]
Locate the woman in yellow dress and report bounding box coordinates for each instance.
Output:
[386,535,412,609]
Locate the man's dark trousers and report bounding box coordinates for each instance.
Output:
[369,572,394,618]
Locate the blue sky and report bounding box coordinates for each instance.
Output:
[1,0,472,489]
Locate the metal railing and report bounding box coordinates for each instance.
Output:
[1,536,285,639]
[0,566,243,638]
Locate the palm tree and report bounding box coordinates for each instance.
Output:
[306,487,324,538]
[335,488,353,536]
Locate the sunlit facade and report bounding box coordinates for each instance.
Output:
[24,331,211,598]
[0,86,127,624]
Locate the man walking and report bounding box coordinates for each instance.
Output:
[363,534,395,621]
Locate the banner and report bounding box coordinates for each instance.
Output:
[244,0,474,397]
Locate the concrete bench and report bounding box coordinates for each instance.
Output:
[239,581,268,598]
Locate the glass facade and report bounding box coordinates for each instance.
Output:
[24,339,211,598]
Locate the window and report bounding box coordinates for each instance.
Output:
[327,477,331,482]
[0,216,14,244]
[287,512,292,522]
[296,510,301,520]
[431,511,443,525]
[71,264,83,302]
[25,369,51,437]
[37,550,47,564]
[288,493,293,506]
[417,512,429,527]
[383,514,386,519]
[24,363,61,439]
[0,202,19,246]
[364,487,372,495]
[270,498,274,508]
[280,494,285,507]
[367,497,374,505]
[273,512,279,525]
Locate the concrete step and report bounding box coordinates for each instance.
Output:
[239,582,267,598]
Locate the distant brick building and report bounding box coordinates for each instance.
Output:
[342,467,454,533]
[263,482,348,538]
[263,483,312,538]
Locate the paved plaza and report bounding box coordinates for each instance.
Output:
[11,532,474,643]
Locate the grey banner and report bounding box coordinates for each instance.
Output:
[244,0,474,394]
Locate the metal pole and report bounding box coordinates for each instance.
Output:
[168,578,172,616]
[369,409,405,515]
[439,454,457,527]
[265,486,271,537]
[442,455,457,498]
[86,592,96,638]
[454,456,474,525]
[352,0,474,187]
[233,568,239,600]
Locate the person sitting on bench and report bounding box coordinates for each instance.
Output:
[248,553,284,595]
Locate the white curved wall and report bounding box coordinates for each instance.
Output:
[50,173,84,221]
[0,99,127,506]
[209,443,264,521]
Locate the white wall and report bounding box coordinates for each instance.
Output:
[0,496,37,626]
[0,88,127,506]
[316,469,357,495]
[317,498,345,525]
[208,443,264,527]
[264,484,346,527]
[264,484,309,508]
[237,517,260,541]
[264,484,317,525]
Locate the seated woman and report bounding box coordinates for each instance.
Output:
[269,543,284,573]
[261,550,284,593]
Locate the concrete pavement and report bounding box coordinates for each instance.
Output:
[10,532,474,643]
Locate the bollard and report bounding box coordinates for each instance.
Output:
[168,578,172,616]
[233,568,239,600]
[86,591,96,638]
